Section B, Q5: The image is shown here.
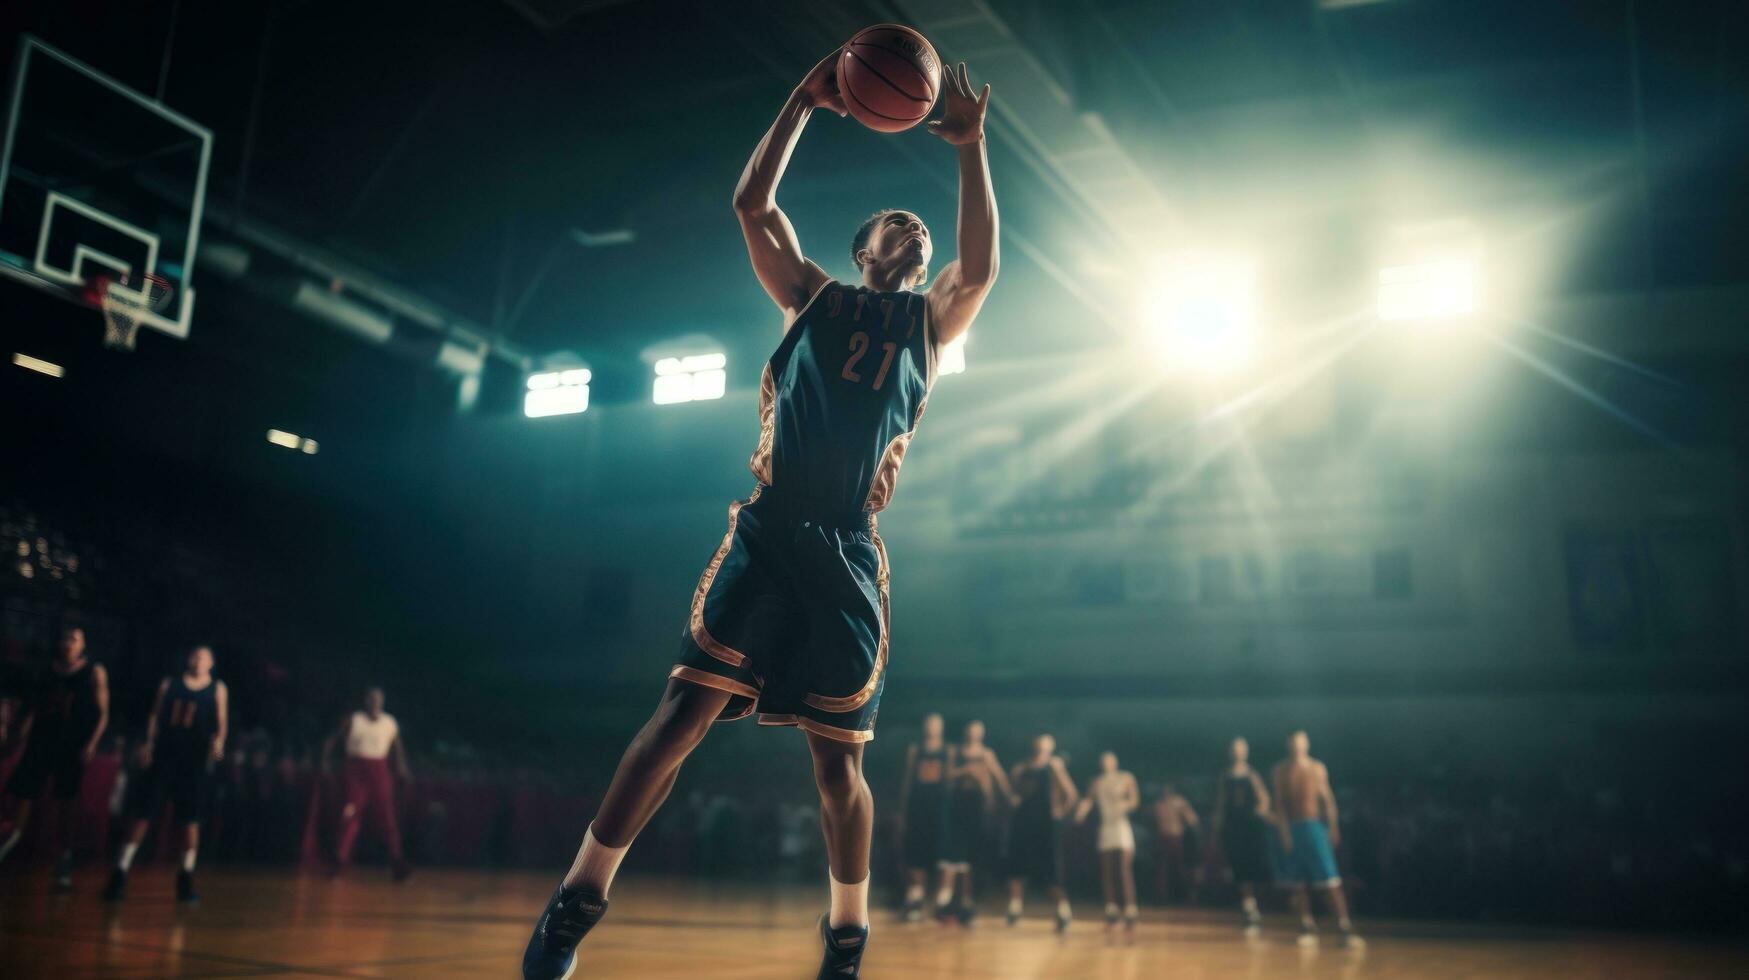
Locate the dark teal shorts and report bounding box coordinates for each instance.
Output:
[670,487,887,744]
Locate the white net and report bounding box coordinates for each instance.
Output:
[99,273,175,350]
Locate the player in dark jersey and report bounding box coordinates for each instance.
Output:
[896,713,950,921]
[1004,734,1079,932]
[104,645,228,903]
[522,48,997,980]
[1212,736,1272,932]
[0,627,109,892]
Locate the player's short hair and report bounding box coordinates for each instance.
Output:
[851,209,902,269]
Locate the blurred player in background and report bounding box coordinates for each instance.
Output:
[1079,751,1140,932]
[1004,733,1078,931]
[1212,736,1272,932]
[0,627,108,891]
[936,720,1012,925]
[322,686,412,881]
[897,712,949,921]
[105,645,227,903]
[1271,730,1363,948]
[1151,781,1200,904]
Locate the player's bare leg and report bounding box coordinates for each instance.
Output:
[570,679,730,865]
[1321,884,1363,948]
[809,732,873,978]
[525,679,730,979]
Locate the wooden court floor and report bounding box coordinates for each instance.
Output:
[2,868,1744,978]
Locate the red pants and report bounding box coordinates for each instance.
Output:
[335,758,402,866]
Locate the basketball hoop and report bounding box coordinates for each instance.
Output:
[97,273,175,351]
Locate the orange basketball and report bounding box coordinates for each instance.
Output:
[837,24,941,133]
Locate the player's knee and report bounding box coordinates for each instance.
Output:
[811,750,865,804]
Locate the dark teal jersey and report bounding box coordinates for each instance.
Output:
[749,279,937,517]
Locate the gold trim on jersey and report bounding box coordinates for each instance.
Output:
[748,363,776,486]
[687,489,762,667]
[801,530,890,715]
[861,397,927,516]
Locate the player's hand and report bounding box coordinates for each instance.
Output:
[136,742,154,768]
[1327,824,1341,849]
[211,738,225,762]
[81,743,98,763]
[927,62,989,146]
[797,49,848,117]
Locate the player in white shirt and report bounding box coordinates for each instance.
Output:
[321,686,412,880]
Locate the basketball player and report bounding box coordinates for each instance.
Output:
[521,46,997,980]
[934,720,1012,926]
[896,712,949,921]
[1077,751,1140,931]
[103,645,227,903]
[1151,781,1200,904]
[321,686,412,881]
[0,627,108,892]
[1211,736,1271,932]
[1270,731,1362,948]
[1004,733,1078,932]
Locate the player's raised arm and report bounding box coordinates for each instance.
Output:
[733,50,842,320]
[925,62,998,347]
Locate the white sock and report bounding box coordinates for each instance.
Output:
[935,885,953,907]
[1241,895,1259,914]
[904,883,924,903]
[1007,896,1022,915]
[1124,903,1139,917]
[1057,899,1072,920]
[117,842,140,872]
[182,849,197,872]
[563,824,631,895]
[828,871,869,929]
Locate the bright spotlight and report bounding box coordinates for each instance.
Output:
[653,352,727,405]
[266,429,301,449]
[939,334,967,376]
[1141,253,1259,374]
[1377,257,1480,324]
[526,366,592,418]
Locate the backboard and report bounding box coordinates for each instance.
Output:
[0,36,211,343]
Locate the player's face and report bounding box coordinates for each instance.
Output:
[966,720,984,744]
[923,714,943,739]
[1231,737,1248,764]
[1101,751,1117,772]
[866,211,932,285]
[59,628,85,660]
[188,646,213,675]
[366,688,386,714]
[1035,734,1055,757]
[1289,731,1309,757]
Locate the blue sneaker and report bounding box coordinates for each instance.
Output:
[522,884,608,979]
[817,914,869,979]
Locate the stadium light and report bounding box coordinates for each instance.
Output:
[1140,252,1259,374]
[266,429,318,454]
[525,366,591,418]
[939,334,968,376]
[1377,256,1481,324]
[12,353,64,378]
[653,352,727,405]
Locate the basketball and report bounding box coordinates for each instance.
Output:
[837,24,941,133]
